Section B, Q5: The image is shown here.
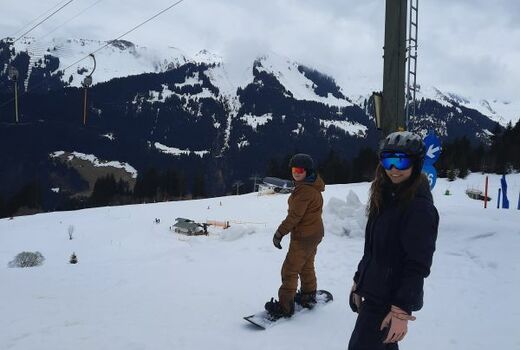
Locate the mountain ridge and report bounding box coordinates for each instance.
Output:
[2,36,516,126]
[0,36,515,207]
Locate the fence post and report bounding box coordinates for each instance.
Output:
[484,176,489,209]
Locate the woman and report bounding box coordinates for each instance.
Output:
[265,153,325,318]
[348,131,439,349]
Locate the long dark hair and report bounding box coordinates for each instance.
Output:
[367,163,428,218]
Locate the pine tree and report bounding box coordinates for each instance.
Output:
[319,149,350,184]
[0,195,5,218]
[447,168,456,181]
[192,173,206,198]
[90,174,118,206]
[351,148,378,182]
[458,166,469,179]
[133,168,160,201]
[160,169,180,199]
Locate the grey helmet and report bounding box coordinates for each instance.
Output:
[289,153,314,171]
[379,131,425,159]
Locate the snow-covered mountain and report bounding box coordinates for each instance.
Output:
[416,86,519,127]
[3,38,350,105]
[1,173,519,349]
[5,37,517,126]
[7,37,189,89]
[0,36,516,203]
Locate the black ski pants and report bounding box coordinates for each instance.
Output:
[348,300,399,350]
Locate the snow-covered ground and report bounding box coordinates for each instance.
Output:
[1,173,519,350]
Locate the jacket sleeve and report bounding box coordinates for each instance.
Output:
[392,199,439,314]
[353,270,360,284]
[353,216,374,283]
[276,188,312,236]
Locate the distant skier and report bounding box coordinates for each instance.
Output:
[265,153,326,318]
[348,131,439,349]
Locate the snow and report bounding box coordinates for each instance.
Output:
[154,142,190,156]
[174,75,201,88]
[193,150,210,157]
[8,37,520,130]
[475,98,520,127]
[240,113,274,130]
[1,171,519,349]
[101,133,115,141]
[50,151,138,178]
[238,140,250,149]
[320,119,368,137]
[154,142,209,158]
[11,37,189,88]
[147,84,174,103]
[6,37,519,127]
[417,86,520,127]
[254,54,354,108]
[292,123,304,135]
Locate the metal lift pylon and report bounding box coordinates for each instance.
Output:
[405,0,419,130]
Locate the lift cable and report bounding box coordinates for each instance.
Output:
[0,0,187,110]
[62,0,186,72]
[13,0,75,44]
[38,0,105,41]
[9,0,71,38]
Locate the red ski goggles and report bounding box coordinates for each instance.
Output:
[380,152,413,170]
[291,167,306,174]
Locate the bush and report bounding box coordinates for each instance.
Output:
[8,251,45,268]
[447,168,458,182]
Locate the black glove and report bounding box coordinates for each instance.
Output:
[349,291,359,313]
[349,283,362,313]
[273,231,283,249]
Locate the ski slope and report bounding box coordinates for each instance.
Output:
[1,173,519,350]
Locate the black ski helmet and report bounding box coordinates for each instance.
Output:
[379,131,425,159]
[289,153,314,171]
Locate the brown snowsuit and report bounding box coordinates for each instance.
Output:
[276,174,325,313]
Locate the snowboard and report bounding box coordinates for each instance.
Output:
[243,290,333,330]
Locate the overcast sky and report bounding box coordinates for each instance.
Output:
[2,0,519,101]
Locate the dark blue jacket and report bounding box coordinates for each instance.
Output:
[353,178,439,314]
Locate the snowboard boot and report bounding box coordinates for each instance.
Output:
[295,290,317,309]
[264,298,294,319]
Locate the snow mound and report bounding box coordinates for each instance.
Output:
[219,224,257,241]
[324,190,367,237]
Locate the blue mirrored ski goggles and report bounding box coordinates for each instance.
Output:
[380,152,413,170]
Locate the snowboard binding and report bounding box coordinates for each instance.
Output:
[264,298,294,319]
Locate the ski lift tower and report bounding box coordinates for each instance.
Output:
[405,0,419,130]
[8,65,20,123]
[376,0,419,136]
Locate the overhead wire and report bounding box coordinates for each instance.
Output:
[0,0,188,110]
[13,0,75,43]
[9,0,71,38]
[38,0,105,40]
[61,0,186,72]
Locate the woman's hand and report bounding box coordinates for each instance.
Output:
[349,283,362,312]
[380,305,416,343]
